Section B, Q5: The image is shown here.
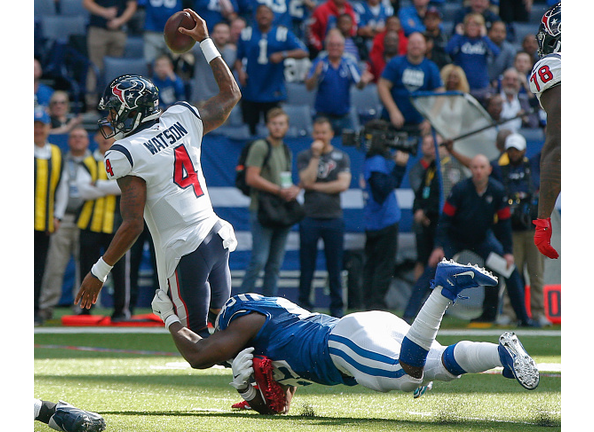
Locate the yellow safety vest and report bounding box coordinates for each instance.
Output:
[77,154,119,234]
[34,144,63,233]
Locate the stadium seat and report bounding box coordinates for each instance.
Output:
[35,0,56,19]
[102,56,149,88]
[529,3,548,23]
[511,22,537,44]
[285,82,316,109]
[283,104,313,138]
[59,0,90,18]
[124,37,145,58]
[350,83,382,125]
[40,15,88,42]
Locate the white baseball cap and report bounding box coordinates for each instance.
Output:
[504,133,527,151]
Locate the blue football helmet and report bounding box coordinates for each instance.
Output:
[98,74,161,139]
[536,2,561,58]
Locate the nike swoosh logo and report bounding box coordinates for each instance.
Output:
[453,271,475,278]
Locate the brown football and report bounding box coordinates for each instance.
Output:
[163,11,196,54]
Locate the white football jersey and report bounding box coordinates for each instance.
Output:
[529,53,561,109]
[104,102,220,281]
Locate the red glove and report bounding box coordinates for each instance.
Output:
[533,218,559,259]
[252,356,287,414]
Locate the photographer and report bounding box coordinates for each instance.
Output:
[491,133,550,326]
[359,122,410,310]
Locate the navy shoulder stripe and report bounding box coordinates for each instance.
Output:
[172,101,201,120]
[108,144,134,168]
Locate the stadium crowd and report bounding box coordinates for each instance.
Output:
[34,0,559,327]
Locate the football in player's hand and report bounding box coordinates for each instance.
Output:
[164,11,196,54]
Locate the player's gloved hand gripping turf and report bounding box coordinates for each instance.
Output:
[230,347,255,390]
[533,218,559,259]
[151,289,180,328]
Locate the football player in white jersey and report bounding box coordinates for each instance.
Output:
[529,2,561,259]
[75,9,242,338]
[151,259,540,415]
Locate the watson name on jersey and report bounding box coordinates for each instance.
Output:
[104,102,221,282]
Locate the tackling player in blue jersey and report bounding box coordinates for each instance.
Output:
[152,259,540,415]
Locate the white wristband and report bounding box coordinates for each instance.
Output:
[239,385,257,402]
[200,38,221,64]
[165,315,181,329]
[91,257,113,283]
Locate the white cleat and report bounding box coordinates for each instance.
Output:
[498,332,540,390]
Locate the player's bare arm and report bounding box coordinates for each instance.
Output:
[168,312,266,369]
[75,176,146,309]
[179,9,241,135]
[536,84,561,219]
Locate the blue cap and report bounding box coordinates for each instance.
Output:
[34,110,51,124]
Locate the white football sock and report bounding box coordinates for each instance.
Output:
[452,341,501,374]
[405,286,451,351]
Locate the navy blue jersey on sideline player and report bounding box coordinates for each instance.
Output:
[215,294,357,387]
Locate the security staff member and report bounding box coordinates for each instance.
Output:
[34,110,68,326]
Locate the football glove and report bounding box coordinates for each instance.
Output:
[151,289,177,323]
[230,347,255,390]
[533,218,559,259]
[252,355,287,414]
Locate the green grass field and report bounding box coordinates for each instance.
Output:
[34,310,561,432]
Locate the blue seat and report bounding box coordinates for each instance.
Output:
[285,82,316,109]
[283,104,313,138]
[350,83,382,124]
[102,56,149,88]
[124,36,145,58]
[35,0,56,19]
[40,15,87,42]
[59,0,90,18]
[511,22,537,44]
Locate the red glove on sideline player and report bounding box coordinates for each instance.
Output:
[533,218,559,259]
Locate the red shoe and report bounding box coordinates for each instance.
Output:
[231,400,252,410]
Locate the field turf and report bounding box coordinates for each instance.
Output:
[34,309,561,432]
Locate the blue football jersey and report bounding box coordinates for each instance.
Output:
[144,0,183,32]
[215,294,357,387]
[236,25,307,102]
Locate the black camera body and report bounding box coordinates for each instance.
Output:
[341,119,418,156]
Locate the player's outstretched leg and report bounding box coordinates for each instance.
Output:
[498,331,540,390]
[48,400,106,432]
[400,259,498,376]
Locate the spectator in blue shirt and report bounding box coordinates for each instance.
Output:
[377,32,444,136]
[237,0,293,28]
[446,12,500,101]
[398,0,430,37]
[451,0,500,35]
[305,29,373,134]
[355,0,393,43]
[143,0,183,70]
[150,55,186,109]
[234,4,309,135]
[194,0,239,31]
[361,126,409,310]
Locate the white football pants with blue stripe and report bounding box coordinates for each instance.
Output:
[328,311,458,393]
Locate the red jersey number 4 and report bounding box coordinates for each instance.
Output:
[173,144,204,198]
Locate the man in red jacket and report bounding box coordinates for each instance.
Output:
[308,0,357,55]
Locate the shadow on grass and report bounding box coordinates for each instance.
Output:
[98,408,561,429]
